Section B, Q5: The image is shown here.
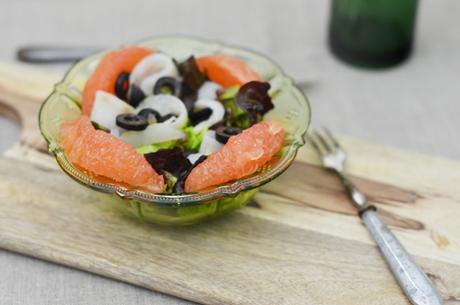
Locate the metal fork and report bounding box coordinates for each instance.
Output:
[307,129,443,305]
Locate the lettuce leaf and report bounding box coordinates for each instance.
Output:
[183,126,207,151]
[219,85,239,100]
[218,86,250,129]
[176,56,206,91]
[218,82,273,129]
[236,81,273,116]
[135,140,177,154]
[144,147,193,194]
[162,171,178,194]
[220,98,251,129]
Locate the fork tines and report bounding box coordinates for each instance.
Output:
[307,128,341,155]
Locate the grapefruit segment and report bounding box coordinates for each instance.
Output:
[196,55,261,88]
[184,120,285,192]
[82,46,153,116]
[60,116,164,193]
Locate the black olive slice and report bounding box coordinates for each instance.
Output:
[116,113,148,131]
[153,76,182,96]
[215,126,242,144]
[115,72,130,101]
[138,108,161,123]
[128,84,145,108]
[138,108,177,123]
[157,113,177,123]
[189,108,212,126]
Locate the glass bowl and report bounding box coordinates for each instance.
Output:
[39,36,311,225]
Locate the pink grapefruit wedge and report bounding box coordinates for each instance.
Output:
[82,46,153,116]
[60,116,164,193]
[185,120,285,192]
[196,54,261,88]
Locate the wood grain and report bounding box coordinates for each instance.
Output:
[0,62,61,151]
[0,62,459,304]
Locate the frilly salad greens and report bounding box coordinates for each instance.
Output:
[89,54,275,194]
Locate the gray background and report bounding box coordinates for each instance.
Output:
[0,0,459,304]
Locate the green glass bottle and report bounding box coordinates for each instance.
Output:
[328,0,418,68]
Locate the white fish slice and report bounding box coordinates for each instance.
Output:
[120,123,185,147]
[197,81,222,100]
[193,99,225,133]
[136,94,188,128]
[187,153,205,164]
[130,53,178,95]
[199,130,223,155]
[90,91,135,131]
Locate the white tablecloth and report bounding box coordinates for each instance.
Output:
[1,0,459,304]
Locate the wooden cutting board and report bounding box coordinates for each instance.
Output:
[0,62,459,305]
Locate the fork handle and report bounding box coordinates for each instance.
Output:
[337,171,374,212]
[361,209,443,305]
[16,46,100,63]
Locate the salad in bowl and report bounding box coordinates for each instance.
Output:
[39,37,310,225]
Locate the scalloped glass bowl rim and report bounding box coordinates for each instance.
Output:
[39,36,311,208]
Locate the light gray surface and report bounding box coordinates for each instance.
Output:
[0,118,20,152]
[0,0,459,304]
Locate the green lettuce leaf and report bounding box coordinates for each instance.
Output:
[183,126,207,151]
[162,171,178,194]
[218,86,251,129]
[218,85,239,100]
[221,98,251,129]
[135,140,177,154]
